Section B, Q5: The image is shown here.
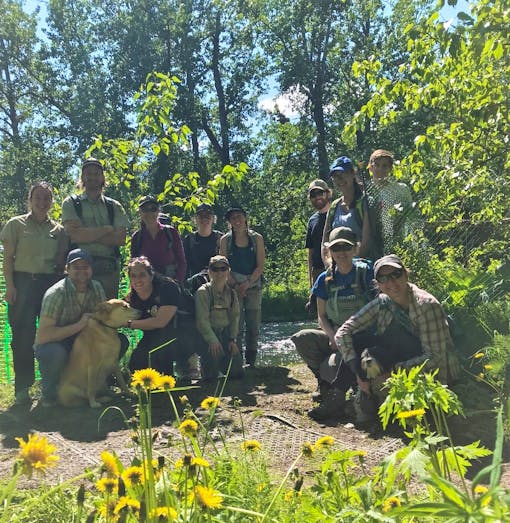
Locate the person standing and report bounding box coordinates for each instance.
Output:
[195,255,243,381]
[183,203,222,283]
[0,182,68,405]
[62,158,129,298]
[365,149,414,257]
[305,179,332,312]
[130,195,186,282]
[219,208,265,368]
[34,249,109,407]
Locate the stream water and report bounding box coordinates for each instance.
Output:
[255,320,318,367]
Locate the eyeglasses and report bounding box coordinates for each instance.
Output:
[210,266,229,272]
[376,268,404,283]
[309,189,325,198]
[141,205,158,213]
[330,243,353,252]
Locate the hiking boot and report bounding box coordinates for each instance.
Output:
[14,389,31,406]
[308,389,346,421]
[311,381,330,401]
[353,390,378,424]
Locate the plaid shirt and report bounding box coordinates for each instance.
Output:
[40,277,106,326]
[335,283,452,383]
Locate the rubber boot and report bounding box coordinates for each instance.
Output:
[308,389,346,421]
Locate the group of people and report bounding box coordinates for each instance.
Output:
[1,158,265,407]
[294,149,458,423]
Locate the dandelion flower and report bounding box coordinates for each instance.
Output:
[193,485,224,510]
[98,500,116,519]
[476,373,485,381]
[242,440,262,452]
[100,451,119,477]
[315,435,335,449]
[302,442,314,457]
[483,364,493,370]
[474,352,484,359]
[474,485,488,495]
[179,419,198,438]
[158,374,176,390]
[396,408,426,419]
[114,496,141,516]
[15,433,59,477]
[192,457,210,468]
[256,483,268,493]
[148,506,178,521]
[382,496,401,512]
[96,477,118,495]
[131,368,162,390]
[122,466,144,487]
[201,396,220,410]
[179,395,189,405]
[284,490,294,502]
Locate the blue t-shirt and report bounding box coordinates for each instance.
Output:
[312,261,374,300]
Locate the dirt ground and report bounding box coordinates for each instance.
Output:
[1,363,508,489]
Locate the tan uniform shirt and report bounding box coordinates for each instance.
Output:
[195,282,240,345]
[0,214,67,274]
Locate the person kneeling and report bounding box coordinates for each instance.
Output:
[195,256,244,381]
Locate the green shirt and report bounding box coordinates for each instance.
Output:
[195,282,239,344]
[0,213,67,274]
[61,193,129,258]
[40,277,106,326]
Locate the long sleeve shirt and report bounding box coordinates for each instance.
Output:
[195,282,240,345]
[335,283,452,383]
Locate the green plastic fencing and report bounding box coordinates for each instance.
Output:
[0,252,142,385]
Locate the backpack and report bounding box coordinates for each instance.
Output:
[70,194,120,258]
[131,225,174,257]
[224,229,258,258]
[324,196,365,244]
[324,258,372,300]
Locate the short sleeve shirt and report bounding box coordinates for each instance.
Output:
[0,213,66,274]
[61,193,129,258]
[40,277,106,326]
[305,211,327,270]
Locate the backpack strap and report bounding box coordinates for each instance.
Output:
[70,194,82,220]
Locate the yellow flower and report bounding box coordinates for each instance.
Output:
[96,477,118,494]
[382,496,401,512]
[193,485,224,510]
[483,364,493,370]
[302,442,314,457]
[131,368,162,390]
[175,454,209,471]
[100,451,119,478]
[476,373,485,381]
[474,352,484,359]
[192,457,210,468]
[98,500,116,519]
[242,440,262,452]
[201,396,220,410]
[148,506,178,521]
[396,408,426,419]
[179,419,199,438]
[179,395,190,405]
[256,483,268,493]
[114,496,141,515]
[315,435,335,449]
[158,374,176,390]
[474,485,488,495]
[284,490,294,502]
[15,433,59,477]
[122,466,144,487]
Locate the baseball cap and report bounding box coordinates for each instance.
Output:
[225,207,246,221]
[324,227,357,248]
[307,179,330,194]
[66,248,93,266]
[209,255,230,268]
[329,156,353,175]
[369,149,394,164]
[196,203,214,215]
[81,157,103,172]
[373,254,405,278]
[138,195,159,209]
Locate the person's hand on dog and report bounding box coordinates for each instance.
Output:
[328,335,339,352]
[77,313,92,330]
[356,375,371,394]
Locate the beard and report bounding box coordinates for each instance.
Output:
[312,198,329,211]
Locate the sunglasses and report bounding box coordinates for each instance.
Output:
[141,205,158,213]
[309,189,325,198]
[330,243,353,252]
[210,265,229,272]
[376,268,404,283]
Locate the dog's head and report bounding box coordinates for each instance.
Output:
[94,299,141,328]
[360,348,384,379]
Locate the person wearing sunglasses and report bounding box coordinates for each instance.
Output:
[291,226,375,421]
[304,179,332,314]
[130,195,186,283]
[335,254,455,423]
[195,255,243,381]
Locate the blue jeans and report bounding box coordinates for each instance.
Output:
[35,334,129,401]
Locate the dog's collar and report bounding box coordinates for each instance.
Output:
[92,317,118,331]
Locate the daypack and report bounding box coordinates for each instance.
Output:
[224,229,258,259]
[324,196,366,243]
[324,258,371,297]
[70,194,120,258]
